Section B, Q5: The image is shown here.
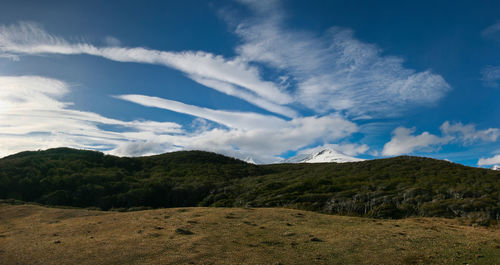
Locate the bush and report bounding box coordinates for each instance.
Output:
[39,190,71,206]
[464,211,492,226]
[127,206,152,212]
[368,203,404,219]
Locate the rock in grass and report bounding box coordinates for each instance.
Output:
[310,237,322,242]
[175,228,194,235]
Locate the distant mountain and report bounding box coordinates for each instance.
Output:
[492,165,500,171]
[243,156,256,164]
[284,148,364,163]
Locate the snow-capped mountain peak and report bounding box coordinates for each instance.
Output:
[243,156,256,164]
[284,149,364,164]
[491,165,500,171]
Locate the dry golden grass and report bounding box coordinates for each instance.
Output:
[1,203,499,265]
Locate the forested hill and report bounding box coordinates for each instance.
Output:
[1,148,499,223]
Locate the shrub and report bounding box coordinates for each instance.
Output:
[368,203,404,219]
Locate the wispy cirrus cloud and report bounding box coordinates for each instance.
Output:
[232,0,451,118]
[0,18,451,119]
[481,21,500,38]
[0,1,456,163]
[480,22,500,88]
[103,36,121,47]
[156,113,359,163]
[0,75,182,157]
[188,74,297,117]
[0,21,363,162]
[114,93,359,162]
[480,65,500,88]
[115,94,288,131]
[0,22,295,118]
[440,121,500,143]
[0,74,359,163]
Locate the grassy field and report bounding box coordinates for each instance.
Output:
[1,203,499,265]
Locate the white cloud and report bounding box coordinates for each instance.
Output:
[108,116,359,163]
[0,75,182,157]
[0,22,294,117]
[482,21,500,37]
[0,17,362,161]
[189,74,297,117]
[382,121,500,157]
[0,19,451,119]
[233,2,451,118]
[0,75,361,163]
[382,127,443,156]
[115,93,359,162]
[0,53,19,61]
[111,140,177,157]
[478,154,500,166]
[115,94,288,130]
[103,36,121,47]
[0,9,457,162]
[162,114,358,163]
[481,65,500,88]
[440,121,500,143]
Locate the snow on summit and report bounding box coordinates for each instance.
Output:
[285,149,364,164]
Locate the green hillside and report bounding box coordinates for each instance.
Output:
[1,148,499,224]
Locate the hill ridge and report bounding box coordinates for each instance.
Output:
[0,147,499,224]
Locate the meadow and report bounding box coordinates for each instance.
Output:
[1,203,499,264]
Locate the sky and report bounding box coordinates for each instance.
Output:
[0,0,499,167]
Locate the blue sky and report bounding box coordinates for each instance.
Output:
[0,0,499,166]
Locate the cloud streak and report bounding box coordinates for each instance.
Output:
[0,19,451,119]
[0,74,361,163]
[115,94,287,131]
[233,1,451,118]
[382,122,500,156]
[440,121,500,143]
[481,65,500,88]
[0,75,182,157]
[478,154,500,166]
[0,22,295,117]
[160,114,359,163]
[114,93,359,162]
[0,3,457,163]
[482,21,500,38]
